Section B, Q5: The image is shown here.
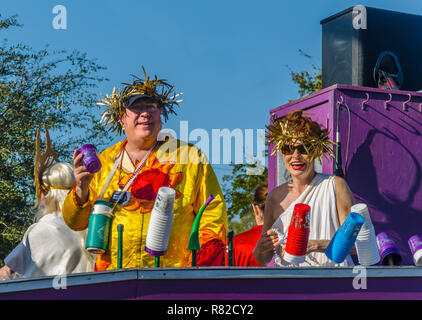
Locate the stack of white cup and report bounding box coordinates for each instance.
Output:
[145,187,176,256]
[352,203,380,266]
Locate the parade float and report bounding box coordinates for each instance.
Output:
[1,6,422,300]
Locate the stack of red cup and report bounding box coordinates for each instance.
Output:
[284,203,311,264]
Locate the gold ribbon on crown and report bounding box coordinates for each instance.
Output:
[266,116,336,163]
[98,66,183,136]
[34,125,59,207]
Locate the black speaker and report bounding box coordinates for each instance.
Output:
[321,6,422,91]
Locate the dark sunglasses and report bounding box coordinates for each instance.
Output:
[127,104,160,114]
[281,144,309,155]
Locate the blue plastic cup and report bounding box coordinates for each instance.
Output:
[325,212,365,263]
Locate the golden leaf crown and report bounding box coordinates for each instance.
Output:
[266,114,336,163]
[34,126,59,207]
[98,67,183,136]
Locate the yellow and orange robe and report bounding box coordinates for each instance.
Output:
[62,138,228,270]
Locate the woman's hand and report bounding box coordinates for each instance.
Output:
[0,265,13,280]
[306,240,330,254]
[73,150,94,205]
[254,229,281,265]
[258,229,281,253]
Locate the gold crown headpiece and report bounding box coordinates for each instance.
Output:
[34,125,59,207]
[98,66,183,135]
[266,115,336,163]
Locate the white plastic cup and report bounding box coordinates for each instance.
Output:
[352,203,373,232]
[145,187,176,256]
[351,203,380,266]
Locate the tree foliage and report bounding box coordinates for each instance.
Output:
[288,50,322,97]
[0,15,112,264]
[222,164,267,235]
[0,15,22,31]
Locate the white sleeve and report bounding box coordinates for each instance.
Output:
[4,242,30,276]
[4,223,44,278]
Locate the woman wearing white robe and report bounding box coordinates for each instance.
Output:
[254,110,356,267]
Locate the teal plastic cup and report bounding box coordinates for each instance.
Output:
[86,200,112,254]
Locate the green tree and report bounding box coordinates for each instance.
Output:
[222,164,267,236]
[223,50,321,235]
[0,14,112,264]
[288,49,322,97]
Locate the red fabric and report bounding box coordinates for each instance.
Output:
[94,253,111,272]
[197,239,226,266]
[233,225,265,267]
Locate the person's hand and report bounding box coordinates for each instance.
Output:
[254,229,282,265]
[257,229,281,253]
[306,240,330,254]
[0,265,12,280]
[73,150,94,205]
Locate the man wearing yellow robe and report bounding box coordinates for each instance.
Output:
[62,69,228,270]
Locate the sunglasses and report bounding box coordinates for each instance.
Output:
[281,144,309,155]
[127,104,160,114]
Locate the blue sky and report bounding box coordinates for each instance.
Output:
[2,0,422,181]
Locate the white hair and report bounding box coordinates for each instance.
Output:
[34,162,75,222]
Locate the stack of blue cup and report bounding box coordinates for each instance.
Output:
[325,212,365,263]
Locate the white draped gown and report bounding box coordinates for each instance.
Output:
[4,212,96,278]
[271,173,354,267]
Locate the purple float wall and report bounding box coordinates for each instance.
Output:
[268,84,422,265]
[2,267,422,300]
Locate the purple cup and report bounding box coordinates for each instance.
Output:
[145,247,166,257]
[408,235,422,266]
[376,232,402,266]
[78,144,102,173]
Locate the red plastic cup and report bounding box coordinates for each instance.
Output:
[284,203,311,264]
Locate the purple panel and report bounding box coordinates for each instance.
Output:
[1,268,422,300]
[138,277,422,300]
[268,142,277,192]
[335,87,422,266]
[268,85,422,265]
[0,280,138,300]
